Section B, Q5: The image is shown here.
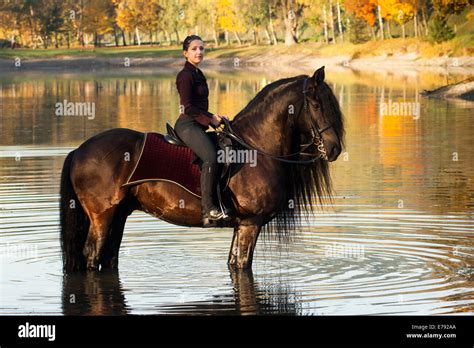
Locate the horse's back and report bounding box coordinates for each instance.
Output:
[79,128,145,148]
[71,128,146,192]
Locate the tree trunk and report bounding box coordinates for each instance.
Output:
[323,6,329,44]
[386,20,392,38]
[336,0,343,42]
[329,0,336,44]
[370,25,376,40]
[377,4,384,40]
[213,28,219,46]
[264,27,272,45]
[414,11,418,38]
[234,31,242,45]
[121,30,127,46]
[284,21,297,45]
[421,7,428,36]
[54,32,58,48]
[28,5,39,49]
[252,27,258,45]
[281,2,297,45]
[163,29,170,45]
[135,27,141,46]
[268,3,278,45]
[194,25,199,35]
[79,0,84,47]
[346,17,350,41]
[225,30,229,45]
[174,28,180,45]
[66,31,70,49]
[114,27,119,47]
[401,23,405,39]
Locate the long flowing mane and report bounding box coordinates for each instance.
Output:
[232,75,345,241]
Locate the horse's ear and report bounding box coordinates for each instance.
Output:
[311,66,325,86]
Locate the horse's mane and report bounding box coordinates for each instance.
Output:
[232,75,344,242]
[233,75,307,123]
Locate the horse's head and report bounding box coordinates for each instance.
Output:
[296,67,344,162]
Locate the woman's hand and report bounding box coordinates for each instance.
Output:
[210,114,222,127]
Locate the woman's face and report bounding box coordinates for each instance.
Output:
[183,39,204,66]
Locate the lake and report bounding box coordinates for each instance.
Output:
[1,65,473,315]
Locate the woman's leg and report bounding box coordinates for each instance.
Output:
[175,118,221,216]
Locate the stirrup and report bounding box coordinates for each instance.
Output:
[203,208,225,227]
[203,208,225,220]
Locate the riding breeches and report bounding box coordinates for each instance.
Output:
[174,116,219,211]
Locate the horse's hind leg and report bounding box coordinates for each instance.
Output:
[83,209,116,270]
[100,203,131,270]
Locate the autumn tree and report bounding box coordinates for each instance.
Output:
[81,0,114,47]
[344,0,378,38]
[0,0,25,48]
[217,0,246,45]
[115,0,144,45]
[241,0,269,45]
[429,0,472,42]
[277,0,306,45]
[432,0,473,17]
[137,0,163,45]
[379,0,415,38]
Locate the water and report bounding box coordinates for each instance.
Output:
[1,66,473,315]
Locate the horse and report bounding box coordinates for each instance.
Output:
[60,66,344,273]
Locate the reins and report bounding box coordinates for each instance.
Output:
[215,77,334,165]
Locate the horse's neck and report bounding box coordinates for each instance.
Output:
[231,90,299,156]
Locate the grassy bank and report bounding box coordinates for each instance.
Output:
[0,36,472,62]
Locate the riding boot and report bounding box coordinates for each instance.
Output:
[201,162,224,221]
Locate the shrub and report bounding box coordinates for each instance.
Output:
[428,16,456,43]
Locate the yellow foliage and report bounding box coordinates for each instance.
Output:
[379,0,415,24]
[216,0,246,33]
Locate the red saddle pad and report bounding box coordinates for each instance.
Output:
[123,132,201,197]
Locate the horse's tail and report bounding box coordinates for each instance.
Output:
[60,150,89,273]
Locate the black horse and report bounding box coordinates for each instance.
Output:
[60,67,344,272]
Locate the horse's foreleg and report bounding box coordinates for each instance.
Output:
[228,224,262,269]
[83,209,115,270]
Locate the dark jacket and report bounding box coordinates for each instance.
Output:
[176,60,214,127]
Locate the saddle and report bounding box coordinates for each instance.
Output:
[121,122,242,227]
[164,122,236,180]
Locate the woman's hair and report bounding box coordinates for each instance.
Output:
[182,35,203,52]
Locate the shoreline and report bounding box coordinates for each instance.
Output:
[1,54,474,74]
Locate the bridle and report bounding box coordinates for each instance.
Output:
[297,76,335,161]
[217,77,334,164]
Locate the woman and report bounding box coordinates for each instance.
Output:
[174,35,228,223]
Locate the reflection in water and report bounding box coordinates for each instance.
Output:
[229,269,302,315]
[60,268,301,316]
[1,67,473,315]
[62,270,128,315]
[153,269,302,315]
